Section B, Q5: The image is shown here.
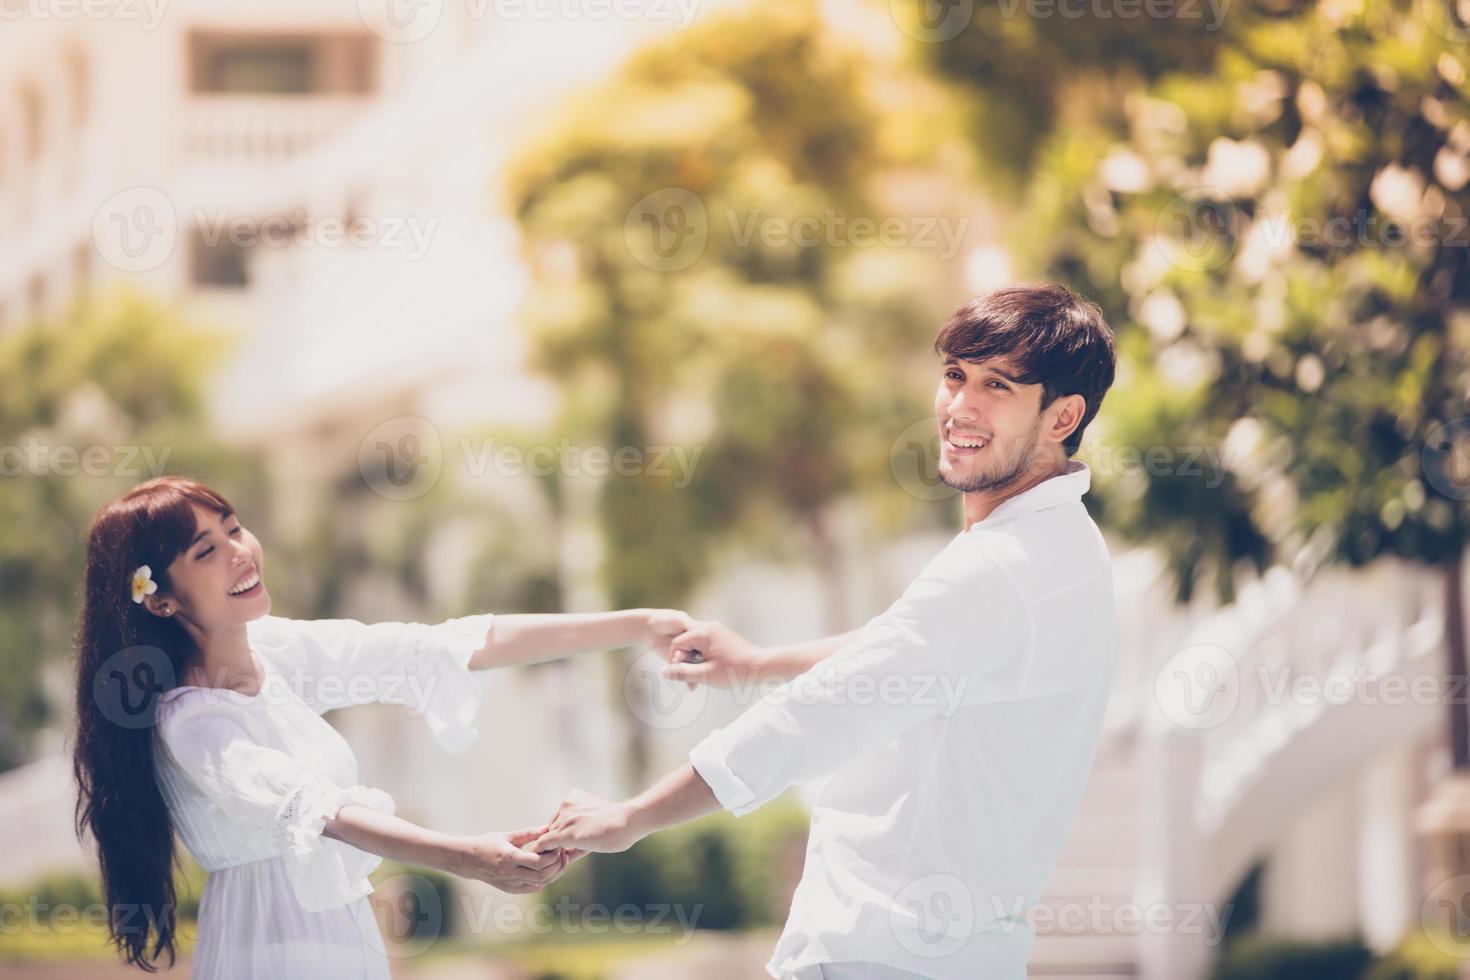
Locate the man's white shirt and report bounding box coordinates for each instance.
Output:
[690,460,1117,980]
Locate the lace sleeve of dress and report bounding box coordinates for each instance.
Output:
[390,615,496,754]
[156,696,399,913]
[274,774,397,913]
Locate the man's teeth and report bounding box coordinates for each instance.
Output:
[948,434,988,448]
[228,571,260,595]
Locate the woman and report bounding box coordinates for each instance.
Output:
[72,475,689,976]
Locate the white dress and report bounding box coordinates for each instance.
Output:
[152,613,496,979]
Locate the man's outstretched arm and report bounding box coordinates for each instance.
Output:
[534,554,1028,854]
[530,765,720,854]
[662,622,863,689]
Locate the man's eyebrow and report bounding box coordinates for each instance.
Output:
[943,355,1024,384]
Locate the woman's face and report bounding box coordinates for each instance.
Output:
[150,505,271,631]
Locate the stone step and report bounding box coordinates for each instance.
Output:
[1054,811,1141,866]
[1040,863,1137,895]
[1030,930,1140,969]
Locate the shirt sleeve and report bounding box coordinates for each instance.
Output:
[689,547,1033,816]
[249,613,495,753]
[156,696,397,913]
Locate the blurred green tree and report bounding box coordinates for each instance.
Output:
[507,0,974,782]
[0,291,260,770]
[1016,0,1470,765]
[896,0,1229,188]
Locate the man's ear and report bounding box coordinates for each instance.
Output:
[142,593,174,618]
[1048,393,1087,446]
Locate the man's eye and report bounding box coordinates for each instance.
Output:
[945,371,964,381]
[989,381,1009,390]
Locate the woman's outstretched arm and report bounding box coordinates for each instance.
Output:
[468,609,692,669]
[324,806,569,894]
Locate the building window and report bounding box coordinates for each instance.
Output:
[73,241,92,293]
[190,228,249,287]
[19,82,42,161]
[189,33,377,96]
[67,47,89,127]
[27,273,45,317]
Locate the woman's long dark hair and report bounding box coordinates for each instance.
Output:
[72,476,236,970]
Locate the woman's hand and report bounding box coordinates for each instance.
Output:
[455,828,569,894]
[531,790,645,855]
[661,620,772,690]
[640,608,697,652]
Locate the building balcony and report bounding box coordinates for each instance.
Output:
[180,94,370,168]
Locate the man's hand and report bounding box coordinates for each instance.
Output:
[456,828,569,894]
[531,790,646,855]
[662,620,771,689]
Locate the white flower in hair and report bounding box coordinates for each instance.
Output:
[131,565,158,604]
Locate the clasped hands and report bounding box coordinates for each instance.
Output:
[470,613,773,891]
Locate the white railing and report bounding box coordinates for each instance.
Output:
[1134,556,1447,980]
[180,96,370,167]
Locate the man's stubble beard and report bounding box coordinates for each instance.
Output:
[938,416,1044,495]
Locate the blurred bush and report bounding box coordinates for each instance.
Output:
[1209,935,1374,980]
[542,794,809,932]
[0,860,204,962]
[1360,929,1465,980]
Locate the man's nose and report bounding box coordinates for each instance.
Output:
[946,388,980,422]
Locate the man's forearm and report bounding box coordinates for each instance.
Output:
[763,629,863,681]
[625,764,722,839]
[470,611,648,669]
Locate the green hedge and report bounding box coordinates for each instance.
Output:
[542,794,809,933]
[1211,931,1463,980]
[1360,930,1464,980]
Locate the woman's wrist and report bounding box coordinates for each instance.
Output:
[430,832,480,877]
[620,608,656,646]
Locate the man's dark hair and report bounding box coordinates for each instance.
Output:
[933,283,1117,456]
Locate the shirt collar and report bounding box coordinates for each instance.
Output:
[973,459,1091,528]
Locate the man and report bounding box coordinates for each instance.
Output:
[533,283,1119,980]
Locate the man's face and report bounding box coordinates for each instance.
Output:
[934,355,1046,494]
